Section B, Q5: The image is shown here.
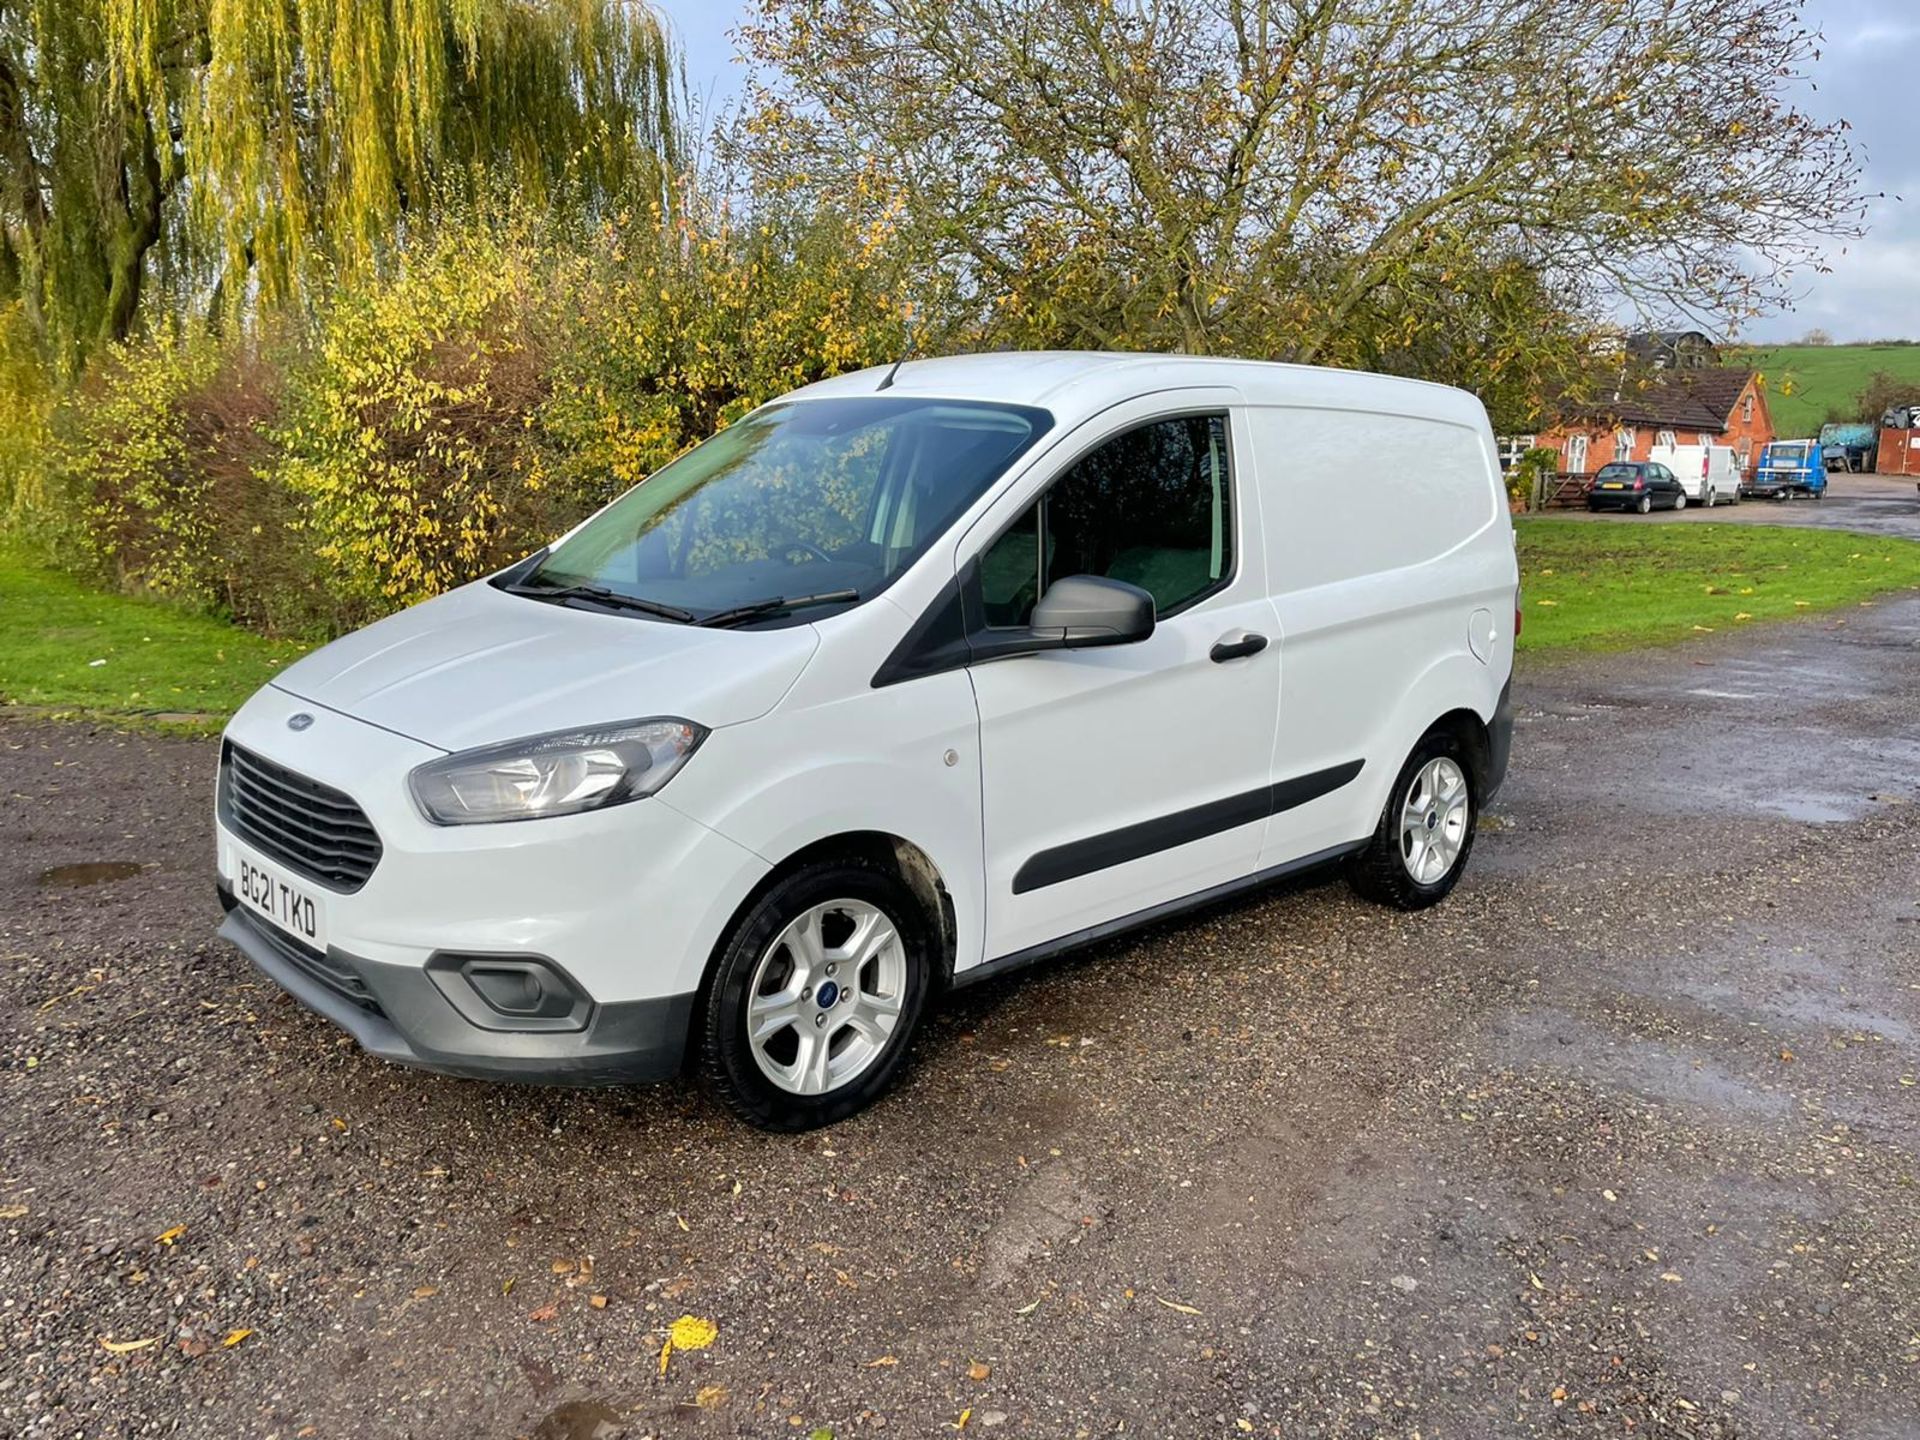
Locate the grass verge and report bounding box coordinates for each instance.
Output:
[1516,518,1920,655]
[0,539,308,732]
[6,522,1920,727]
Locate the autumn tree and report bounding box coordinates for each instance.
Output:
[740,0,1865,418]
[0,0,676,365]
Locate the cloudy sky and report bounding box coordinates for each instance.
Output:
[657,0,1918,344]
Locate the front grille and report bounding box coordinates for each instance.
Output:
[239,906,382,1012]
[220,742,383,893]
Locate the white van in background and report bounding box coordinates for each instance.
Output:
[213,352,1518,1129]
[1649,442,1741,507]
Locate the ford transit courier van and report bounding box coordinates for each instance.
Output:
[215,353,1517,1129]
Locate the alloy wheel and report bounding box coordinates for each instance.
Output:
[745,899,907,1096]
[1399,756,1471,885]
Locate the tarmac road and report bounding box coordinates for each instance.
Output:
[1,585,1917,1437]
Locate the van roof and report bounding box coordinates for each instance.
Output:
[786,351,1490,430]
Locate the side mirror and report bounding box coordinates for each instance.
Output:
[1029,574,1155,649]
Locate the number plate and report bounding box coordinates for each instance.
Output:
[228,841,328,949]
[1599,482,1623,489]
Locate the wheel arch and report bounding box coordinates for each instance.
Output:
[1428,706,1494,795]
[690,830,960,1033]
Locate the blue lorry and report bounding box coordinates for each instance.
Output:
[1741,439,1828,500]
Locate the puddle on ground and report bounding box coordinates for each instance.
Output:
[532,1401,624,1440]
[38,861,145,888]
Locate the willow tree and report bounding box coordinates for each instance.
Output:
[741,0,1866,422]
[0,0,676,365]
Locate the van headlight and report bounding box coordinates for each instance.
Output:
[409,719,707,825]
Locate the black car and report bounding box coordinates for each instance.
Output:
[1586,461,1688,514]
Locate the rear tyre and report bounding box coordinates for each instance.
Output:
[1348,728,1479,911]
[1636,494,1652,514]
[1701,487,1714,509]
[700,857,933,1131]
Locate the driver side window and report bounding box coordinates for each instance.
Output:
[979,414,1233,627]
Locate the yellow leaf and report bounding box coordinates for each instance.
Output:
[1535,598,1557,607]
[1733,612,1753,621]
[1155,1296,1202,1316]
[659,1313,718,1374]
[100,1336,157,1353]
[954,1409,972,1430]
[222,1329,253,1348]
[155,1225,186,1246]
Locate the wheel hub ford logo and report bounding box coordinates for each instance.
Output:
[287,713,314,731]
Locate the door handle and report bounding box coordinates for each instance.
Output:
[1209,630,1269,663]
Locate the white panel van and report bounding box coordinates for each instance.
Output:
[214,354,1519,1128]
[1649,442,1741,506]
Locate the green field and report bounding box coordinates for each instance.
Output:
[1516,519,1920,655]
[1729,341,1920,438]
[0,539,309,730]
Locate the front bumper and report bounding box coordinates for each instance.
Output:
[218,886,696,1084]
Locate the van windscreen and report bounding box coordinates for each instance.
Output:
[522,397,1052,624]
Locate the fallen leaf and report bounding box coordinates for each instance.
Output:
[1528,1272,1545,1291]
[155,1224,187,1246]
[1013,1299,1040,1316]
[222,1329,253,1348]
[695,1384,728,1409]
[1660,1272,1683,1283]
[100,1336,157,1354]
[658,1313,718,1374]
[954,1410,972,1431]
[552,1259,576,1275]
[528,1303,560,1322]
[589,1294,608,1309]
[967,1361,992,1381]
[0,1204,27,1219]
[1155,1296,1202,1316]
[866,1355,898,1368]
[412,1285,438,1299]
[1237,1423,1254,1434]
[675,1213,690,1232]
[502,1277,515,1296]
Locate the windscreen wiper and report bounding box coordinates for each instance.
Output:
[695,589,862,629]
[501,579,695,623]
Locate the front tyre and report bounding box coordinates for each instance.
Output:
[700,858,932,1131]
[1348,729,1479,910]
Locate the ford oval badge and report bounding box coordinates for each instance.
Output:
[287,713,314,732]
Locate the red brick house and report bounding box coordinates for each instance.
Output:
[1527,369,1775,478]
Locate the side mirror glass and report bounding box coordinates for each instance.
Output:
[1029,574,1155,649]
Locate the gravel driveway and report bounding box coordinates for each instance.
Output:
[2,591,1917,1438]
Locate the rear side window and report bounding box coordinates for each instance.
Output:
[1595,463,1641,483]
[979,414,1232,626]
